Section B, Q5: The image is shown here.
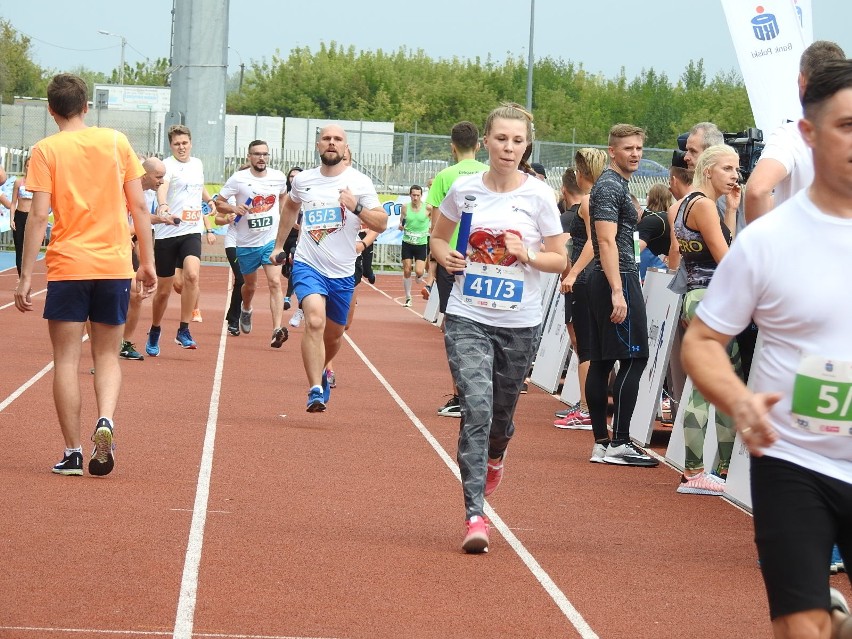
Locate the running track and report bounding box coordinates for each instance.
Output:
[1,261,849,639]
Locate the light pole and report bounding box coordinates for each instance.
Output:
[526,0,535,112]
[98,30,127,85]
[228,46,245,92]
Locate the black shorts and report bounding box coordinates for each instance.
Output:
[751,455,852,619]
[570,279,593,363]
[435,263,455,314]
[586,270,648,361]
[43,279,130,324]
[563,291,574,324]
[353,254,364,287]
[154,233,202,278]
[401,241,428,262]
[281,232,298,279]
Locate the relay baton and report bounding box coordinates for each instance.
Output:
[235,197,252,224]
[453,195,475,275]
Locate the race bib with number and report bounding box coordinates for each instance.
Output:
[304,205,343,230]
[247,215,274,230]
[182,207,201,222]
[791,355,852,437]
[461,262,524,311]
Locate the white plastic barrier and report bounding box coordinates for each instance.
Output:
[530,274,570,394]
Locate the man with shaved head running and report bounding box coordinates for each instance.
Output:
[274,124,387,412]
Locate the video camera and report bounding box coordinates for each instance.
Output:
[672,128,765,181]
[723,128,764,182]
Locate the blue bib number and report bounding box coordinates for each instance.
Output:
[304,205,343,229]
[461,263,524,311]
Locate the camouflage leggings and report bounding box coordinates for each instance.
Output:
[444,314,540,519]
[682,288,743,474]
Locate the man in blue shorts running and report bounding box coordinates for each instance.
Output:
[274,125,386,412]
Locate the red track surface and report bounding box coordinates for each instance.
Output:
[1,261,849,639]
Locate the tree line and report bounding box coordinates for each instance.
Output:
[2,20,754,149]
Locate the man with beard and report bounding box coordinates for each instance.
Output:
[273,125,386,412]
[215,140,289,348]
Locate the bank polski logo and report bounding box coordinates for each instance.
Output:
[751,5,780,41]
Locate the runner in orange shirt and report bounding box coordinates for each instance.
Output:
[14,73,156,477]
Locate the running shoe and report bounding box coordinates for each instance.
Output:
[191,308,203,323]
[603,441,659,467]
[227,319,240,336]
[326,369,337,388]
[52,450,83,476]
[403,297,412,307]
[554,410,592,430]
[283,296,291,311]
[555,402,581,418]
[239,307,253,334]
[88,418,115,476]
[306,386,326,413]
[485,456,504,497]
[145,327,161,357]
[289,309,304,328]
[462,516,490,554]
[831,545,846,574]
[589,442,607,464]
[321,369,331,404]
[438,395,461,418]
[421,285,431,300]
[119,340,144,361]
[830,587,850,615]
[175,327,197,349]
[676,472,725,495]
[270,327,289,348]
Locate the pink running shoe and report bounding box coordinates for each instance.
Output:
[676,472,725,495]
[326,369,337,388]
[462,515,490,554]
[554,409,592,430]
[485,457,504,497]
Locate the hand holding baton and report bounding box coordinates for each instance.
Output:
[453,195,475,275]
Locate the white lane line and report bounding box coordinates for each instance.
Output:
[172,292,230,639]
[0,287,47,311]
[0,333,88,414]
[343,333,600,639]
[0,627,340,639]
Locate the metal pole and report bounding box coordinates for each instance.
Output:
[526,0,535,112]
[120,37,126,85]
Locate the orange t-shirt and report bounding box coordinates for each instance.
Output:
[27,127,144,281]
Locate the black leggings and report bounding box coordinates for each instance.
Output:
[13,210,28,276]
[586,358,648,443]
[224,246,244,323]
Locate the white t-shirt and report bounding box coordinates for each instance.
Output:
[156,156,205,240]
[697,188,852,485]
[440,172,563,328]
[759,121,813,207]
[289,166,381,278]
[218,168,287,248]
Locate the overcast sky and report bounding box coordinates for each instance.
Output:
[5,0,852,84]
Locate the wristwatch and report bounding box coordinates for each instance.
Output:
[353,202,363,216]
[526,248,538,264]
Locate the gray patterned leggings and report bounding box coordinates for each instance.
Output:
[444,314,541,519]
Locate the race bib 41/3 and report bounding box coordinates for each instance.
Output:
[791,355,852,437]
[461,262,524,311]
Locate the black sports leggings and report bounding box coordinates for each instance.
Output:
[224,246,244,323]
[586,357,648,443]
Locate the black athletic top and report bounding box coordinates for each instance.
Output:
[589,168,639,275]
[674,192,731,291]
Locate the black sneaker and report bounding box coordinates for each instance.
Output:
[119,340,144,361]
[52,451,83,476]
[88,418,115,476]
[227,319,240,336]
[437,395,461,418]
[270,327,289,348]
[603,441,659,467]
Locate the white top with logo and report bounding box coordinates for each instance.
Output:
[219,168,287,248]
[440,172,563,328]
[697,189,852,485]
[156,156,206,240]
[289,166,381,279]
[759,121,813,207]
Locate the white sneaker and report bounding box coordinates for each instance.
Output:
[589,443,607,464]
[403,297,412,307]
[288,309,304,328]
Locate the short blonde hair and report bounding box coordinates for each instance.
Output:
[574,147,608,183]
[608,123,645,147]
